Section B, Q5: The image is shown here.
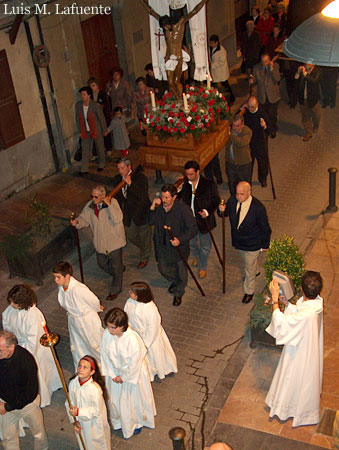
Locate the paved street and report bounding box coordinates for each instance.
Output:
[0,65,338,450]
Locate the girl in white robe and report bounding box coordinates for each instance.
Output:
[67,355,111,450]
[2,284,62,407]
[265,272,323,427]
[124,281,177,381]
[100,307,156,439]
[53,262,104,369]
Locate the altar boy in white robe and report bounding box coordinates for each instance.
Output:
[100,307,156,439]
[124,281,177,381]
[266,271,323,427]
[2,284,62,407]
[53,261,104,368]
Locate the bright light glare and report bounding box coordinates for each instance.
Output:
[322,0,339,18]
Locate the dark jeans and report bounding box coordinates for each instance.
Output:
[204,154,223,184]
[225,162,252,196]
[96,248,123,294]
[260,100,279,133]
[157,256,187,297]
[250,141,268,184]
[125,221,152,261]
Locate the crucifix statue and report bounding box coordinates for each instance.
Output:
[140,0,209,99]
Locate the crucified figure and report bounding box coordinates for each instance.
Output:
[140,0,209,99]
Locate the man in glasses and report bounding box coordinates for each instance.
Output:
[71,185,126,300]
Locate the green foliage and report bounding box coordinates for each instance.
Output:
[25,194,52,236]
[249,293,272,330]
[264,234,305,289]
[0,234,33,260]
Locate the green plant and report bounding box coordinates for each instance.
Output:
[264,234,305,290]
[249,293,272,330]
[25,194,52,236]
[0,234,33,260]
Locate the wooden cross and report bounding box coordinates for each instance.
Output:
[154,28,164,50]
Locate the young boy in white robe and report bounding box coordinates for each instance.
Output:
[266,271,324,427]
[100,307,156,439]
[67,355,111,450]
[124,281,177,381]
[53,261,104,368]
[2,284,62,407]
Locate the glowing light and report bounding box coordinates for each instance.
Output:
[322,0,339,18]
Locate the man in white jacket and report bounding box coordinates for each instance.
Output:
[209,34,235,104]
[71,185,126,301]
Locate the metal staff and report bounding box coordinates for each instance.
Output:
[164,225,205,297]
[220,199,226,293]
[193,190,224,269]
[40,327,87,450]
[262,126,276,200]
[70,212,84,283]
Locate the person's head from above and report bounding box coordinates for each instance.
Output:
[113,105,123,119]
[251,6,260,17]
[301,271,323,300]
[77,356,96,381]
[263,7,271,19]
[273,23,282,38]
[79,86,91,103]
[0,331,17,360]
[7,284,37,310]
[104,307,128,337]
[129,281,154,304]
[53,261,73,288]
[159,15,173,31]
[184,160,200,183]
[247,96,259,113]
[144,63,154,77]
[117,157,132,177]
[261,53,271,67]
[209,443,234,450]
[270,0,278,7]
[136,76,147,92]
[161,183,177,211]
[87,77,100,93]
[209,34,219,48]
[112,67,123,82]
[90,185,107,206]
[232,114,244,134]
[277,2,285,13]
[305,63,315,73]
[236,181,252,203]
[246,20,255,33]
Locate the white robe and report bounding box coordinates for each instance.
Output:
[124,298,177,380]
[67,376,111,450]
[265,295,323,427]
[100,327,156,439]
[2,304,62,407]
[57,277,103,368]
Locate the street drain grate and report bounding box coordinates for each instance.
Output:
[316,408,336,436]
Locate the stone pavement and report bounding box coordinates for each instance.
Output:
[0,64,338,450]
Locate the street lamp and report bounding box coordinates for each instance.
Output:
[283,0,339,66]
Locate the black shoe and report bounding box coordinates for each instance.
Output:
[97,167,105,172]
[270,131,276,139]
[79,171,89,176]
[260,180,267,187]
[242,293,253,304]
[173,296,182,306]
[168,283,176,293]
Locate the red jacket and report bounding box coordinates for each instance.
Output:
[256,16,275,47]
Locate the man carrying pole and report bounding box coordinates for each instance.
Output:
[150,183,198,306]
[179,160,221,279]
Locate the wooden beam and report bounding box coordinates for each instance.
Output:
[9,14,24,45]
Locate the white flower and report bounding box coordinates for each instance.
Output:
[186,94,191,99]
[187,116,192,122]
[200,109,204,113]
[167,117,172,122]
[146,118,150,124]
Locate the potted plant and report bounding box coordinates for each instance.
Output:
[249,234,305,348]
[0,195,75,285]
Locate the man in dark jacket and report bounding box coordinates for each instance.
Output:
[244,96,274,188]
[0,330,48,449]
[179,160,220,279]
[113,157,152,269]
[295,64,322,142]
[219,181,271,304]
[150,184,198,306]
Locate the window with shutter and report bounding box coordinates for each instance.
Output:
[0,49,25,150]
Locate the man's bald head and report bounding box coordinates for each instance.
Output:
[236,181,252,203]
[209,443,233,450]
[247,96,259,112]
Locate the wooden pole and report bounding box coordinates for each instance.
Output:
[220,199,226,293]
[107,163,143,201]
[40,333,87,450]
[262,127,276,200]
[70,212,84,283]
[164,226,205,297]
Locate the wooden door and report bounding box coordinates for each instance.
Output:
[81,14,119,90]
[0,50,25,150]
